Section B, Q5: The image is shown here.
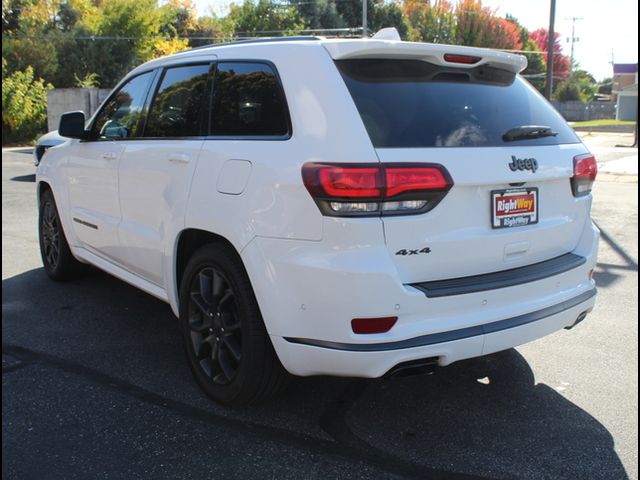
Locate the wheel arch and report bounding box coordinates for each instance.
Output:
[173,228,248,312]
[37,180,52,203]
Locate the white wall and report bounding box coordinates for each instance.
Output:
[47,88,111,131]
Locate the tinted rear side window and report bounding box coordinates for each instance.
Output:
[144,64,210,137]
[211,62,289,137]
[337,59,579,148]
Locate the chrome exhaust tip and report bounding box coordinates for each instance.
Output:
[565,310,589,330]
[385,358,439,378]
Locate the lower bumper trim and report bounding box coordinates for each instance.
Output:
[284,288,596,352]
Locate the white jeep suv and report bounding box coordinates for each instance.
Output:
[36,35,599,405]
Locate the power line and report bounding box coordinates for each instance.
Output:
[1,33,555,57]
[0,34,553,55]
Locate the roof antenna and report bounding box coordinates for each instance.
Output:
[372,27,401,41]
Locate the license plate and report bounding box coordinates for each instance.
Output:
[491,188,538,229]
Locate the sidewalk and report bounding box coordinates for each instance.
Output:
[580,132,638,182]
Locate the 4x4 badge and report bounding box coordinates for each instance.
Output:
[396,247,431,256]
[508,155,538,173]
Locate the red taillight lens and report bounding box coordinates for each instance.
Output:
[443,53,481,65]
[385,167,450,197]
[317,166,382,198]
[571,154,597,197]
[351,316,397,334]
[302,163,453,217]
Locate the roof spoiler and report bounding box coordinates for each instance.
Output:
[324,29,528,74]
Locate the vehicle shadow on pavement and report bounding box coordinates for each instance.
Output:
[2,267,628,480]
[593,222,638,289]
[9,174,36,183]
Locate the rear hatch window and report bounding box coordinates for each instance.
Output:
[336,59,579,148]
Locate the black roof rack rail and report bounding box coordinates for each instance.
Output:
[185,36,323,53]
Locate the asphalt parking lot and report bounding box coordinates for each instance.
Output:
[2,142,638,480]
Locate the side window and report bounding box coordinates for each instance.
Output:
[92,72,153,139]
[144,64,211,138]
[211,62,289,137]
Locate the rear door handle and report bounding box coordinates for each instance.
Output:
[101,151,117,160]
[168,154,191,164]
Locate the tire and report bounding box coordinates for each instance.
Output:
[179,243,290,405]
[38,189,87,280]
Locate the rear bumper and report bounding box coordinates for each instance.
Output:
[242,219,599,377]
[272,289,596,377]
[284,288,595,352]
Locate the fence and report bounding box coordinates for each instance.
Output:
[552,101,616,122]
[47,88,111,132]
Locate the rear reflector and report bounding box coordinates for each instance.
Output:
[351,316,398,334]
[302,163,453,217]
[571,154,597,197]
[444,53,481,65]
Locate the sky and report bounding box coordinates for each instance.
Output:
[484,0,638,80]
[192,0,639,81]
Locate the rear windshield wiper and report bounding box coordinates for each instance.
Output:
[503,125,558,142]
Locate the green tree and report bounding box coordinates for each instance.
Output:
[2,36,59,81]
[74,71,99,87]
[403,0,456,43]
[225,0,304,37]
[371,1,408,39]
[98,0,161,62]
[189,14,233,47]
[2,0,61,82]
[504,16,544,85]
[2,58,53,143]
[2,0,27,33]
[334,0,371,28]
[521,38,546,94]
[159,0,198,38]
[554,80,581,102]
[454,0,521,49]
[289,0,345,29]
[51,0,164,87]
[572,69,597,102]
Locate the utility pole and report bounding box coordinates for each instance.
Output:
[566,16,583,75]
[545,0,557,100]
[362,0,368,38]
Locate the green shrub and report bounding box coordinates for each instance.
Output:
[554,80,582,102]
[2,59,53,144]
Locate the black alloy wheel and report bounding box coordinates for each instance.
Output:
[187,267,242,385]
[40,198,61,270]
[179,243,289,405]
[38,189,86,280]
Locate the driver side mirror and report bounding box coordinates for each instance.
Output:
[59,111,89,139]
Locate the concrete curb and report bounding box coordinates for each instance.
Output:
[573,125,635,134]
[2,147,33,153]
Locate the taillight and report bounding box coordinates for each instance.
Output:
[571,154,597,197]
[302,163,453,217]
[316,166,382,198]
[443,53,481,65]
